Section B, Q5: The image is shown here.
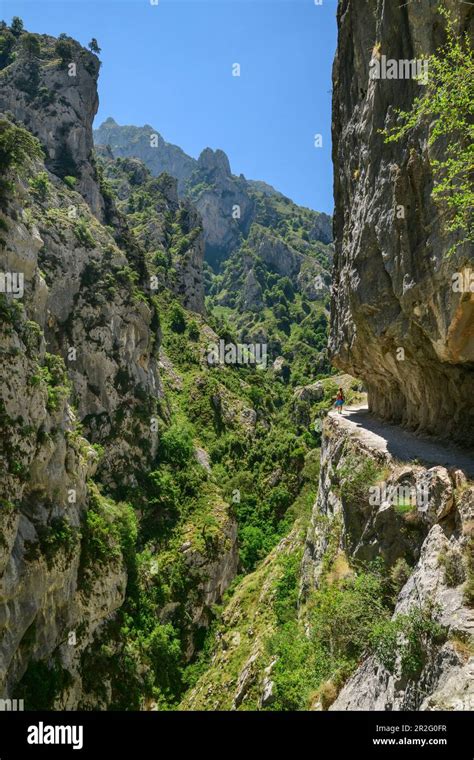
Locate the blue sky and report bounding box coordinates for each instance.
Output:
[3,0,337,213]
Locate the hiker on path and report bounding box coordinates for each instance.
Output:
[335,387,345,414]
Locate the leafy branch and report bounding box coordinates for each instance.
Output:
[382,6,473,254]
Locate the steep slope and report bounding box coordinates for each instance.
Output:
[0,27,236,708]
[208,192,334,385]
[330,0,474,445]
[175,0,474,714]
[0,31,104,217]
[308,413,474,711]
[95,149,205,314]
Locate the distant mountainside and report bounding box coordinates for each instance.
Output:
[94,118,333,270]
[95,118,196,194]
[95,125,335,383]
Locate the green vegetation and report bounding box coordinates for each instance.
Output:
[463,538,474,606]
[0,118,43,205]
[371,603,446,679]
[383,6,474,252]
[15,658,73,710]
[88,38,101,55]
[438,547,465,587]
[79,484,136,586]
[0,27,15,68]
[336,451,383,507]
[266,558,393,710]
[29,171,50,200]
[37,517,79,570]
[1,19,466,717]
[74,218,96,248]
[30,352,70,412]
[63,175,77,189]
[20,32,40,59]
[54,37,75,64]
[10,17,24,37]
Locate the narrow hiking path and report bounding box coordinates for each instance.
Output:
[328,404,474,479]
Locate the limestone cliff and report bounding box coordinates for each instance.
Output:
[0,33,104,218]
[330,0,474,445]
[94,118,196,195]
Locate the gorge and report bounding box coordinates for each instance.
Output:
[0,0,472,714]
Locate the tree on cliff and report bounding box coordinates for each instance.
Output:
[0,27,15,68]
[383,7,473,253]
[0,119,43,206]
[88,38,101,55]
[55,37,75,63]
[10,16,23,36]
[20,33,40,59]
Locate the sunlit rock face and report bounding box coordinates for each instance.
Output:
[330,0,474,445]
[0,34,105,219]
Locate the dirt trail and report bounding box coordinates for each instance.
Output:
[328,404,474,479]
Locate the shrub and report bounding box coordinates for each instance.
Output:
[147,469,180,512]
[238,525,273,572]
[0,29,15,68]
[37,517,78,569]
[29,171,50,200]
[0,119,43,203]
[10,16,23,36]
[54,38,75,63]
[20,32,40,59]
[168,302,186,333]
[160,424,194,468]
[390,557,412,594]
[14,659,73,710]
[79,485,137,584]
[187,320,200,341]
[371,603,446,679]
[88,38,101,55]
[74,218,95,249]
[464,538,474,606]
[64,175,77,189]
[439,548,465,587]
[337,453,382,508]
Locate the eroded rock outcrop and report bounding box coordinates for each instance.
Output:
[0,34,104,218]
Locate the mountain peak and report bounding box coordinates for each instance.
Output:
[197,148,231,176]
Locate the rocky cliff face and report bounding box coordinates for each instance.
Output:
[0,34,104,218]
[302,414,473,711]
[0,29,237,707]
[0,297,127,698]
[330,0,474,445]
[94,118,196,194]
